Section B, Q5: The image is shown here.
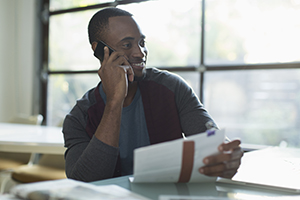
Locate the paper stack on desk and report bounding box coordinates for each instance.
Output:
[132,129,225,183]
[9,179,150,200]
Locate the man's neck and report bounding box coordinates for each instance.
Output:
[123,81,138,107]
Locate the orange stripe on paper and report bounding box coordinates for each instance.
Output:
[178,140,195,183]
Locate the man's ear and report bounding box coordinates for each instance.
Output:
[91,41,98,51]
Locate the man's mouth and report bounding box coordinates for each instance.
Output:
[130,62,146,69]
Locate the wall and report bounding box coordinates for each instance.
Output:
[0,0,38,122]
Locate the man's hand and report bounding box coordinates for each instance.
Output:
[199,139,243,178]
[98,46,134,105]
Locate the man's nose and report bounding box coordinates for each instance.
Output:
[132,44,147,58]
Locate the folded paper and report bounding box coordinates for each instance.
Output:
[132,129,225,183]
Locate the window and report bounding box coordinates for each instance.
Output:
[203,0,300,148]
[205,0,300,64]
[204,69,300,147]
[43,0,300,148]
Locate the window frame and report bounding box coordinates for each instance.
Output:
[41,0,300,149]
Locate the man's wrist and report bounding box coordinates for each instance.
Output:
[105,98,124,110]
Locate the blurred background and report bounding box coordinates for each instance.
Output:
[1,0,300,148]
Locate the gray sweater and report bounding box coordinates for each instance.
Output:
[63,68,217,182]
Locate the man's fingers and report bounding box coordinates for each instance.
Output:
[199,159,241,178]
[118,65,134,82]
[199,139,243,179]
[219,139,241,151]
[205,169,237,178]
[203,139,243,165]
[231,147,244,160]
[102,46,110,63]
[203,153,230,165]
[200,160,241,174]
[203,147,243,165]
[127,66,134,82]
[224,159,241,170]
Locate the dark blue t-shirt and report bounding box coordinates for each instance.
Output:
[99,83,150,175]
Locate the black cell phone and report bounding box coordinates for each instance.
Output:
[93,41,115,61]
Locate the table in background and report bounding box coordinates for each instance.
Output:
[0,123,66,194]
[0,123,65,155]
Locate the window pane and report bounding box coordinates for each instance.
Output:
[118,0,201,67]
[204,69,300,147]
[205,0,300,65]
[50,0,114,12]
[49,0,202,71]
[47,74,99,126]
[49,9,100,71]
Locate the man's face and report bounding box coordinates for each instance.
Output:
[103,16,148,78]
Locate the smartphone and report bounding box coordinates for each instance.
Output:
[93,41,115,61]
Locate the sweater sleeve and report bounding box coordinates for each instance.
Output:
[172,74,218,135]
[144,68,218,136]
[62,92,119,182]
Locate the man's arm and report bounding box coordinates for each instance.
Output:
[94,46,134,147]
[63,109,120,181]
[64,47,134,182]
[172,74,243,178]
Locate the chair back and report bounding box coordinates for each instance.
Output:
[8,114,43,125]
[38,154,65,169]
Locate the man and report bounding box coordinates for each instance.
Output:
[63,7,243,182]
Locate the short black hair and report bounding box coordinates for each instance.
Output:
[88,7,133,44]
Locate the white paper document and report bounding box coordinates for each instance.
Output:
[132,129,225,183]
[9,179,150,200]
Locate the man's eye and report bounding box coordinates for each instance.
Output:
[140,40,146,47]
[123,43,131,48]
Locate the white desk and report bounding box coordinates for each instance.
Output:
[0,123,65,155]
[93,147,300,200]
[93,175,300,200]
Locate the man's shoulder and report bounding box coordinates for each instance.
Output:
[141,68,191,96]
[144,67,183,83]
[78,85,98,103]
[70,84,101,113]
